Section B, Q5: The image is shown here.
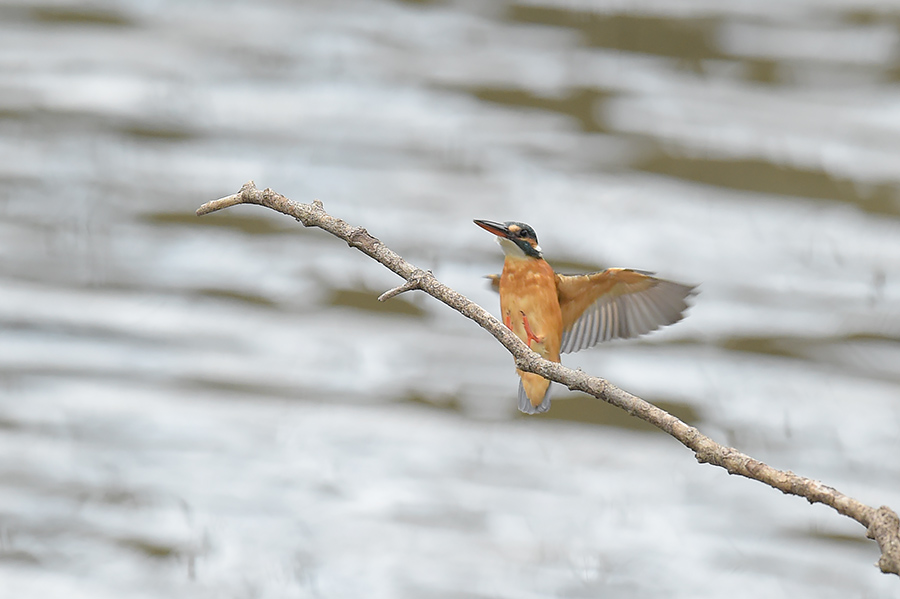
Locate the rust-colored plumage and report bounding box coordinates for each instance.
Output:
[498,252,562,407]
[474,219,696,414]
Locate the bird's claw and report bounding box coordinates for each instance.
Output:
[520,311,545,345]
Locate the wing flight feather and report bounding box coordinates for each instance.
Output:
[557,268,695,354]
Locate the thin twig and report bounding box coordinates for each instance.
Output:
[378,269,431,302]
[197,181,900,577]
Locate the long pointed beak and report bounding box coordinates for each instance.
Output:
[473,219,510,238]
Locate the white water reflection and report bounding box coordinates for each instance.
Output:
[1,1,899,598]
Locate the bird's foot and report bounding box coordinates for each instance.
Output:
[520,311,545,345]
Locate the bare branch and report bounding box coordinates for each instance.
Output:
[197,181,900,577]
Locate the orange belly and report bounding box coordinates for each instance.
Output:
[499,256,563,406]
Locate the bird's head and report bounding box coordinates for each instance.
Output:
[474,219,543,259]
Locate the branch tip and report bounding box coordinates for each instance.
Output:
[196,181,261,216]
[196,193,242,216]
[378,269,433,302]
[378,280,420,302]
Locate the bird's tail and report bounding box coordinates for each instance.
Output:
[517,380,552,414]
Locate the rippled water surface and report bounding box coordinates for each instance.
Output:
[1,1,900,597]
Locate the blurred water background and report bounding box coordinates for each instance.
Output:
[1,0,900,597]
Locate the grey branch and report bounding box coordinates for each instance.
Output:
[197,181,900,578]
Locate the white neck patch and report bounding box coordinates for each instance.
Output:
[497,236,541,258]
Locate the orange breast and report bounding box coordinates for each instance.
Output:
[499,256,563,403]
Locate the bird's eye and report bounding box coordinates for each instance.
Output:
[518,229,529,238]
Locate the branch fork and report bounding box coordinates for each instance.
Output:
[378,269,433,302]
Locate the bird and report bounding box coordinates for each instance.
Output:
[473,219,696,415]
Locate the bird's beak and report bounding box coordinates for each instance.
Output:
[473,219,510,238]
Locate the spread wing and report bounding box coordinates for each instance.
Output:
[556,268,695,354]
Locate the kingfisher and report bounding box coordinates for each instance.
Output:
[474,219,695,415]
